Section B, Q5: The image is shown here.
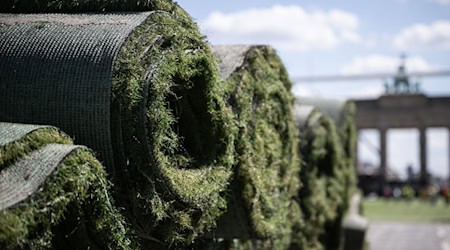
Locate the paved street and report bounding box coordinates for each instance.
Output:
[367,222,450,250]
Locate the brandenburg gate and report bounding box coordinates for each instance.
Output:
[354,64,450,185]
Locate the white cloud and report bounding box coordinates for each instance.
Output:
[393,20,450,51]
[340,54,435,74]
[201,5,362,51]
[430,0,450,5]
[292,84,313,97]
[348,85,385,99]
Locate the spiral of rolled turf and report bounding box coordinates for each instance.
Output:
[294,98,357,250]
[295,98,357,193]
[211,45,301,248]
[0,122,133,249]
[0,2,236,246]
[289,105,347,250]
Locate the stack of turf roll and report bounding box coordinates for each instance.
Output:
[291,105,347,250]
[209,45,301,249]
[0,122,132,249]
[295,98,357,195]
[295,98,357,249]
[0,1,236,247]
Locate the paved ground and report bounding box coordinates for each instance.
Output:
[367,221,450,250]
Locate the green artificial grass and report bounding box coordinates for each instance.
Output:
[339,101,357,205]
[0,127,72,171]
[364,198,450,222]
[112,7,235,248]
[0,2,236,247]
[291,107,346,250]
[295,99,357,204]
[0,122,134,249]
[1,0,179,12]
[323,101,357,250]
[294,99,358,250]
[212,45,301,249]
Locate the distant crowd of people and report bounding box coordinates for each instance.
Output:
[381,184,450,204]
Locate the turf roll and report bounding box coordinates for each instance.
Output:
[0,4,235,246]
[295,98,357,195]
[290,105,347,250]
[1,0,186,12]
[211,45,301,247]
[0,122,133,249]
[294,98,357,249]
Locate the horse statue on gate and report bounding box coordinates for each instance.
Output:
[384,54,421,95]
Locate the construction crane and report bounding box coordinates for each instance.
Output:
[291,69,450,83]
[291,55,450,94]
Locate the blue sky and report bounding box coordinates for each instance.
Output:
[176,0,450,180]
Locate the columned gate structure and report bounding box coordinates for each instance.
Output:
[354,94,450,185]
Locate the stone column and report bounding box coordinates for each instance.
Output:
[379,128,387,185]
[419,127,427,185]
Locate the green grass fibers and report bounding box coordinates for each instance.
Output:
[0,125,134,249]
[290,110,346,250]
[215,46,300,249]
[110,3,236,247]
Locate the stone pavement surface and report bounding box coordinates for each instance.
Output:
[367,221,450,250]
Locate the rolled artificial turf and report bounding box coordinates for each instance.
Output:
[211,45,301,247]
[295,98,357,196]
[290,105,347,250]
[0,3,235,246]
[294,98,357,250]
[0,0,182,12]
[0,122,133,249]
